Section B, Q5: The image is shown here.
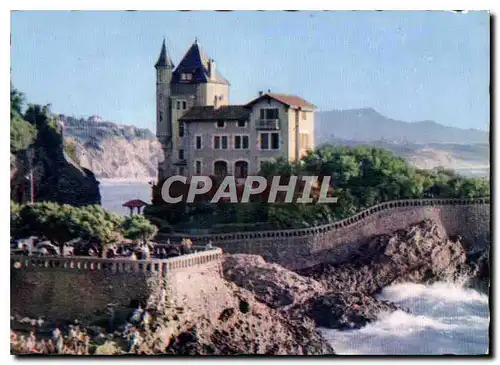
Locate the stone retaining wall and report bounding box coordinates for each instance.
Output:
[157,198,491,270]
[10,248,223,322]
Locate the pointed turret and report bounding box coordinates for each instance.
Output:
[155,39,174,69]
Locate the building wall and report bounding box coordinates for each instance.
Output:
[185,98,299,176]
[200,82,230,107]
[249,98,289,163]
[185,119,255,176]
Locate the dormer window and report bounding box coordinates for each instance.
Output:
[180,73,193,81]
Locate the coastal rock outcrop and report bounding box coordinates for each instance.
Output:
[222,254,326,309]
[299,219,468,296]
[11,115,100,207]
[59,115,163,181]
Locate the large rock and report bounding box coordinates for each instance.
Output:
[290,291,405,330]
[11,118,100,207]
[299,220,468,296]
[222,254,326,308]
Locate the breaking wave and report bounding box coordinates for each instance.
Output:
[320,281,489,355]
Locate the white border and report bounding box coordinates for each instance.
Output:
[4,5,496,364]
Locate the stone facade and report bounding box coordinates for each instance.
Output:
[155,39,315,180]
[158,198,491,270]
[11,248,223,323]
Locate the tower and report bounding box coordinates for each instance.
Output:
[155,39,174,180]
[155,38,231,180]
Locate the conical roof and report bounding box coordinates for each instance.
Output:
[172,39,229,85]
[155,39,174,68]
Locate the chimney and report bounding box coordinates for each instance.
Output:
[208,59,216,81]
[267,89,271,93]
[258,90,263,96]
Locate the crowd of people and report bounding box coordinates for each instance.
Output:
[11,302,158,355]
[12,237,214,260]
[11,325,91,355]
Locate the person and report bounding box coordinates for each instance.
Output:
[205,241,213,250]
[181,238,193,255]
[106,247,115,259]
[141,244,150,260]
[130,305,143,324]
[130,252,137,261]
[127,327,141,353]
[107,304,115,332]
[141,310,151,328]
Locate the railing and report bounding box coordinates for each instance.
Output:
[11,247,223,275]
[256,119,280,130]
[157,198,490,243]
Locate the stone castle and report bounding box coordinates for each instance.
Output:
[154,39,315,180]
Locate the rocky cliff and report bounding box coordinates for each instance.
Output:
[11,108,100,207]
[59,115,163,181]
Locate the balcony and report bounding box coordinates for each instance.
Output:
[256,119,280,130]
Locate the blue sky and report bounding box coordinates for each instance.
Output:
[11,11,490,131]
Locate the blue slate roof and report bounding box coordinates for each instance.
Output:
[155,39,174,68]
[172,40,229,85]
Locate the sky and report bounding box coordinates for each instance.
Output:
[11,11,490,131]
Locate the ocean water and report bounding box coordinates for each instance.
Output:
[100,182,490,356]
[320,282,490,355]
[99,181,152,216]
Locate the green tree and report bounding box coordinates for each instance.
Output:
[122,214,158,244]
[10,87,37,153]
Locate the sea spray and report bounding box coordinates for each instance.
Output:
[320,281,489,355]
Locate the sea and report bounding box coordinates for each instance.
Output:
[99,180,152,216]
[99,179,490,355]
[320,282,490,355]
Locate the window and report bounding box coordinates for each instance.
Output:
[159,111,163,122]
[181,73,193,81]
[179,122,184,137]
[182,101,187,110]
[195,160,202,175]
[213,135,228,150]
[195,135,202,150]
[234,135,249,150]
[176,101,181,110]
[216,120,225,128]
[178,149,184,160]
[302,111,307,120]
[214,161,228,177]
[259,108,279,120]
[234,161,249,179]
[271,133,280,149]
[260,132,280,150]
[237,120,247,128]
[300,133,309,149]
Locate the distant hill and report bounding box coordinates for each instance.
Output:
[59,115,163,181]
[315,108,489,145]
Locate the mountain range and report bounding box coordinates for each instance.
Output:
[315,108,489,145]
[59,109,489,181]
